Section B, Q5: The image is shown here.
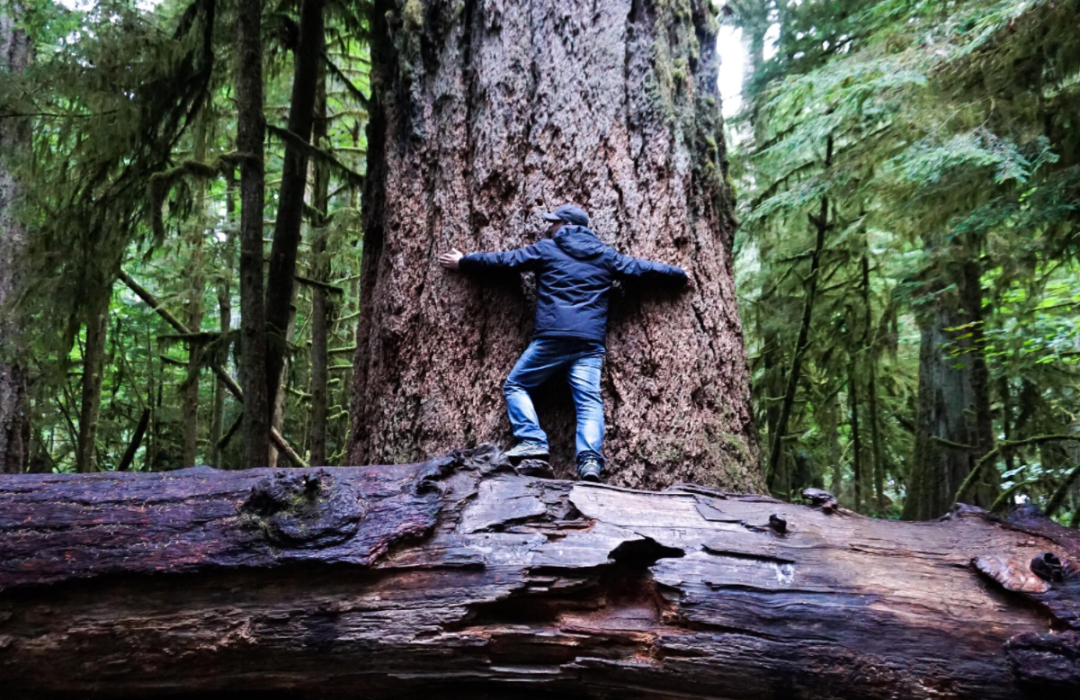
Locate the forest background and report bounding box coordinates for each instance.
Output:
[0,0,1078,524]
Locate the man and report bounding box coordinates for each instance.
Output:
[439,204,689,482]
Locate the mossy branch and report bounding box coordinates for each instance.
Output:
[265,124,364,187]
[322,50,370,107]
[147,153,245,245]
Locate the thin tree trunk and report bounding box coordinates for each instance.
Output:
[75,289,110,474]
[236,0,270,468]
[350,0,758,490]
[182,118,208,467]
[145,326,155,472]
[999,376,1015,475]
[867,358,884,510]
[309,59,330,467]
[0,6,30,474]
[767,135,833,490]
[268,296,297,467]
[861,251,884,511]
[116,408,149,472]
[210,170,237,467]
[822,391,843,495]
[265,0,325,414]
[848,361,863,512]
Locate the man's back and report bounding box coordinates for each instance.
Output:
[441,205,691,481]
[459,225,687,343]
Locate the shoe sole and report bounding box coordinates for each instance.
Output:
[579,472,601,483]
[506,452,549,464]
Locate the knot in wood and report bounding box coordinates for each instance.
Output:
[768,514,788,535]
[1032,552,1065,583]
[973,555,1050,594]
[240,470,364,548]
[801,488,837,511]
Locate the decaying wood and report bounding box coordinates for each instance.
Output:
[1,446,1078,699]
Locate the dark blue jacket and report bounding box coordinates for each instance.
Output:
[460,226,688,343]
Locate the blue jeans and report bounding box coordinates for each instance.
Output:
[503,338,605,467]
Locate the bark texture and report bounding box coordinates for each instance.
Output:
[0,7,30,474]
[182,120,209,468]
[309,67,331,467]
[350,0,757,490]
[74,289,110,473]
[903,244,995,520]
[2,447,1079,699]
[265,0,325,411]
[235,0,270,469]
[210,172,237,467]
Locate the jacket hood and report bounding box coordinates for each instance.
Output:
[554,225,606,260]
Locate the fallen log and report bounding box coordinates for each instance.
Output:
[1,446,1078,699]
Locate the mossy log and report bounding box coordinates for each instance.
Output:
[1,446,1078,699]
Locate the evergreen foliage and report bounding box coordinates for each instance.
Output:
[1,0,369,471]
[729,0,1080,519]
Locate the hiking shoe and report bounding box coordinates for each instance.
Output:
[577,457,602,483]
[504,441,549,463]
[515,459,555,479]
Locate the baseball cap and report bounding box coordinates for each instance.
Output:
[542,204,589,227]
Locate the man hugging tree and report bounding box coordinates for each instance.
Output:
[440,205,690,482]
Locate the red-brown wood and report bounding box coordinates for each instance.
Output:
[1,447,1078,698]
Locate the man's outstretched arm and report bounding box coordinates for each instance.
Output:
[611,252,690,288]
[439,244,544,273]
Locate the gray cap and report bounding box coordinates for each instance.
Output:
[543,204,589,227]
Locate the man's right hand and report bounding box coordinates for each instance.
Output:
[439,248,464,270]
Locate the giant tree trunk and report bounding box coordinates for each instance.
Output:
[2,446,1079,699]
[0,6,30,474]
[903,242,995,520]
[350,0,757,491]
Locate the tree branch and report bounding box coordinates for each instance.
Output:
[265,124,363,187]
[955,434,1080,506]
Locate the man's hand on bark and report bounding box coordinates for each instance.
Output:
[439,248,464,270]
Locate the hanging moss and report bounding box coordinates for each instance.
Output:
[402,0,424,30]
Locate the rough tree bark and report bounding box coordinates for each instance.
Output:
[0,6,30,474]
[903,239,996,520]
[268,295,298,467]
[235,0,270,469]
[182,118,209,468]
[1,446,1079,699]
[309,60,331,467]
[265,0,325,412]
[74,288,110,473]
[350,0,757,490]
[210,170,237,467]
[862,250,885,511]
